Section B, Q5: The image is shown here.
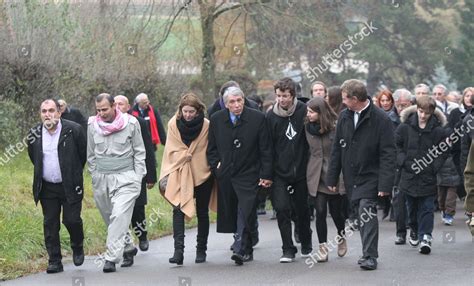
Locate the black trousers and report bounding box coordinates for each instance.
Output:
[453,152,467,199]
[131,205,147,241]
[39,181,84,264]
[313,192,346,244]
[172,177,213,251]
[271,177,312,254]
[353,198,379,259]
[393,188,409,238]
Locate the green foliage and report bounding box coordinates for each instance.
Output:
[428,63,458,91]
[0,147,213,280]
[190,70,257,102]
[353,1,449,93]
[0,100,23,150]
[446,0,474,89]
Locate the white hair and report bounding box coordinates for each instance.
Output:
[415,83,430,91]
[222,86,244,105]
[135,93,149,103]
[433,84,448,95]
[393,88,413,101]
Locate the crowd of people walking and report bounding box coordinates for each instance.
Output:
[27,77,474,274]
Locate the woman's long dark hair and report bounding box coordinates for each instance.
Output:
[327,86,345,114]
[306,96,338,134]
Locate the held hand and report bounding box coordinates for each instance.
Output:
[259,179,273,188]
[146,183,155,189]
[328,186,337,192]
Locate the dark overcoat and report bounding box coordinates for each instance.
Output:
[207,106,272,233]
[135,115,157,206]
[326,100,396,201]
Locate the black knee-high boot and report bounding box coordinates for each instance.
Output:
[195,208,209,263]
[169,208,185,265]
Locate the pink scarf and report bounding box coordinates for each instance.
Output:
[90,108,129,136]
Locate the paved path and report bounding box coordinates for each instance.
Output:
[2,206,473,286]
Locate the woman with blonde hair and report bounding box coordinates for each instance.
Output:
[159,92,216,265]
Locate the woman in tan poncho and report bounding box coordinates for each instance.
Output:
[159,93,216,265]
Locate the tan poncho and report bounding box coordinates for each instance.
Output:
[159,115,217,220]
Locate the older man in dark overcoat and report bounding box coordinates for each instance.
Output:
[207,86,272,265]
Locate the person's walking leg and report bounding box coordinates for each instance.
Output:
[194,178,212,263]
[62,198,84,266]
[271,178,296,261]
[293,179,312,255]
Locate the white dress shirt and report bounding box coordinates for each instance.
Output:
[42,121,63,183]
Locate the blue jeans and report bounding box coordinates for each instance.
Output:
[405,194,435,240]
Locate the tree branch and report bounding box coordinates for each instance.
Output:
[149,0,191,52]
[214,0,271,19]
[213,2,242,19]
[216,10,243,58]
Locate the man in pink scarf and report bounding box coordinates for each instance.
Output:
[87,93,146,273]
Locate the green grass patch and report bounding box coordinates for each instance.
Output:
[0,146,215,281]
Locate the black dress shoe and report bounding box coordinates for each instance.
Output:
[103,260,116,273]
[139,240,149,251]
[243,253,253,262]
[46,262,64,274]
[231,253,244,265]
[73,248,85,266]
[195,250,207,263]
[357,256,367,265]
[394,236,406,245]
[360,257,377,270]
[121,247,138,267]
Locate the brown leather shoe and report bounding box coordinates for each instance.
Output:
[337,238,347,257]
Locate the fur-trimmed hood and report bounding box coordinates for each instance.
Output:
[399,105,447,127]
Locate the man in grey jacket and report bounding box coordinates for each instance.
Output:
[87,93,146,273]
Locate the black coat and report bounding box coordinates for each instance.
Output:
[395,106,449,197]
[27,119,87,204]
[135,115,157,206]
[207,106,272,233]
[448,106,470,154]
[266,100,308,182]
[461,109,474,173]
[207,97,260,119]
[132,104,167,146]
[61,107,88,131]
[326,100,396,201]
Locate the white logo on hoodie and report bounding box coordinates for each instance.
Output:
[285,122,297,140]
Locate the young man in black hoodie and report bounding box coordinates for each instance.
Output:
[266,77,313,262]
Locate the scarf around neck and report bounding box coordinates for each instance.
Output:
[91,108,129,136]
[132,105,160,145]
[306,122,323,136]
[177,113,204,146]
[273,97,298,118]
